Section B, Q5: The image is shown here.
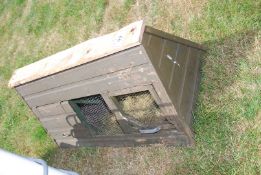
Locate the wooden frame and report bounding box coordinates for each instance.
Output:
[59,130,189,147]
[105,84,173,132]
[67,84,178,141]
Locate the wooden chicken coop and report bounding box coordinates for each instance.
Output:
[9,20,205,147]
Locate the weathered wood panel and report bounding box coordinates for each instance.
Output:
[37,102,65,117]
[179,49,201,127]
[55,131,189,147]
[158,40,178,90]
[141,36,197,144]
[142,34,173,93]
[142,33,191,110]
[168,43,189,109]
[142,33,164,66]
[24,64,157,107]
[16,46,148,96]
[39,113,81,131]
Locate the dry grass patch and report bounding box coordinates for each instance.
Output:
[99,0,206,39]
[49,146,178,175]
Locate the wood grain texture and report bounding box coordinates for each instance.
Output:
[8,20,145,88]
[15,46,147,96]
[39,113,80,131]
[56,131,189,147]
[37,102,65,117]
[24,64,157,107]
[179,49,201,128]
[141,36,198,145]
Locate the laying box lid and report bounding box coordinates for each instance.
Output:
[8,20,145,88]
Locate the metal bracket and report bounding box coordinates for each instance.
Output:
[139,126,161,134]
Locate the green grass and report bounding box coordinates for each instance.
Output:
[0,0,107,157]
[0,0,260,174]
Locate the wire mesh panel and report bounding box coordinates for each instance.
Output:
[115,90,163,127]
[70,95,123,136]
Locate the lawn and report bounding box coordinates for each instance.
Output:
[0,0,260,174]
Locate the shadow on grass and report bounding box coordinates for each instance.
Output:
[199,30,258,100]
[194,29,258,134]
[40,29,260,175]
[177,29,260,174]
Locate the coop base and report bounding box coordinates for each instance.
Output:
[57,131,189,148]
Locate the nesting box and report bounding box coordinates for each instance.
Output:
[9,21,205,147]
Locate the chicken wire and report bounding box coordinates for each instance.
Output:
[74,95,123,136]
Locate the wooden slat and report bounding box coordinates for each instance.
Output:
[39,113,81,131]
[179,49,201,127]
[24,64,157,107]
[141,44,195,144]
[15,46,148,96]
[168,43,189,109]
[142,33,164,68]
[55,131,189,147]
[37,102,65,117]
[9,20,145,88]
[170,45,192,112]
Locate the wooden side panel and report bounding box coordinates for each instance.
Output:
[24,64,157,107]
[16,46,147,96]
[142,33,164,68]
[142,33,181,110]
[169,44,189,109]
[142,33,191,110]
[179,49,201,127]
[142,32,203,144]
